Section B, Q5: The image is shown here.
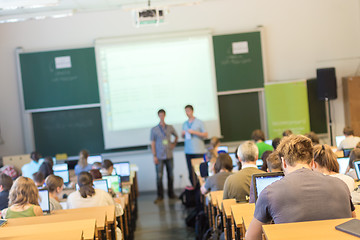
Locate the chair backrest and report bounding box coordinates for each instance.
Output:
[2,154,31,172]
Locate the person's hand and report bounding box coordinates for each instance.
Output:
[154,156,159,165]
[187,129,195,134]
[170,143,176,150]
[182,130,186,137]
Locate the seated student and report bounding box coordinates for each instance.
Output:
[282,129,293,137]
[272,138,281,150]
[338,126,360,150]
[249,151,282,203]
[251,130,273,159]
[260,151,272,172]
[32,171,45,188]
[39,156,54,179]
[92,162,102,170]
[223,141,264,202]
[305,131,320,145]
[100,159,114,177]
[74,150,93,176]
[45,175,64,211]
[0,173,13,210]
[245,135,355,240]
[89,169,102,180]
[346,148,360,180]
[21,151,42,178]
[312,144,355,192]
[201,153,233,195]
[1,177,43,218]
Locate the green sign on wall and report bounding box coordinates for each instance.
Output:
[265,81,311,139]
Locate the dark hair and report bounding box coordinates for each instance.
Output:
[305,132,320,145]
[251,129,265,142]
[0,173,13,191]
[282,129,293,137]
[214,153,233,173]
[30,151,41,161]
[260,151,272,172]
[277,135,313,166]
[158,109,166,115]
[272,138,281,150]
[78,172,95,198]
[44,156,54,166]
[234,147,242,170]
[343,126,354,136]
[32,171,44,184]
[102,159,114,170]
[349,148,360,169]
[185,105,194,111]
[266,151,282,172]
[89,169,102,180]
[313,144,339,173]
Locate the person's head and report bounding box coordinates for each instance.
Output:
[158,109,166,122]
[260,151,272,172]
[214,153,233,173]
[237,141,259,163]
[45,175,64,195]
[251,129,265,142]
[349,148,360,169]
[312,144,339,173]
[356,142,360,149]
[78,150,90,168]
[305,132,320,145]
[77,172,95,198]
[343,126,354,137]
[30,151,41,162]
[32,171,45,187]
[282,129,293,137]
[9,177,39,207]
[277,135,313,172]
[92,162,102,170]
[44,156,54,167]
[185,105,194,118]
[102,159,114,174]
[266,151,282,172]
[0,173,13,192]
[89,169,102,180]
[272,138,281,150]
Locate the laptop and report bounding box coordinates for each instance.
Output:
[336,135,346,148]
[102,175,122,193]
[264,140,273,146]
[229,153,238,168]
[217,146,228,153]
[53,163,68,171]
[54,170,70,184]
[256,159,263,169]
[38,189,50,213]
[354,160,360,179]
[337,157,350,174]
[343,148,353,158]
[87,155,102,165]
[252,172,284,203]
[93,179,109,192]
[113,162,131,182]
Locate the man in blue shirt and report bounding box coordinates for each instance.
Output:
[151,109,178,204]
[182,105,208,186]
[21,151,42,178]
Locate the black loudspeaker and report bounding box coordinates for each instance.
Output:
[316,67,337,100]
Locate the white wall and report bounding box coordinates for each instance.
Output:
[0,0,359,191]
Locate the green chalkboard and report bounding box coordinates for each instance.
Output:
[20,48,99,110]
[213,31,264,92]
[218,92,261,142]
[32,107,104,156]
[307,79,328,133]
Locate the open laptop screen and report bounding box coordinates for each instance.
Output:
[354,160,360,179]
[253,172,284,203]
[93,179,109,192]
[38,189,50,213]
[113,162,131,177]
[54,170,70,184]
[336,136,346,148]
[229,153,238,168]
[53,163,68,171]
[337,157,350,174]
[102,175,122,193]
[87,155,102,165]
[217,146,228,153]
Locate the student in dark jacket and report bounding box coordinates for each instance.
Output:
[39,156,54,178]
[0,173,13,210]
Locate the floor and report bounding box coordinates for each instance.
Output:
[134,191,196,240]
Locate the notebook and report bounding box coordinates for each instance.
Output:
[54,170,70,184]
[102,175,122,193]
[354,160,360,179]
[252,172,284,203]
[38,189,50,213]
[335,219,360,237]
[113,162,131,182]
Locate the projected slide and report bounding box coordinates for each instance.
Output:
[96,33,221,149]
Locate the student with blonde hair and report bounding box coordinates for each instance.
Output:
[74,150,92,176]
[45,175,64,211]
[1,177,43,218]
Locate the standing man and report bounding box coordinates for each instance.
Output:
[182,105,208,186]
[151,109,178,204]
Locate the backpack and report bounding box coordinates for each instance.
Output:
[195,210,209,239]
[179,186,197,208]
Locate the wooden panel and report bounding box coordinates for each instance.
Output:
[343,77,360,136]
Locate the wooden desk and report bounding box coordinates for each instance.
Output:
[1,219,96,240]
[231,203,255,240]
[222,199,236,240]
[263,218,358,240]
[0,229,83,240]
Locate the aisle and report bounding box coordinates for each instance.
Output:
[134,191,196,240]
